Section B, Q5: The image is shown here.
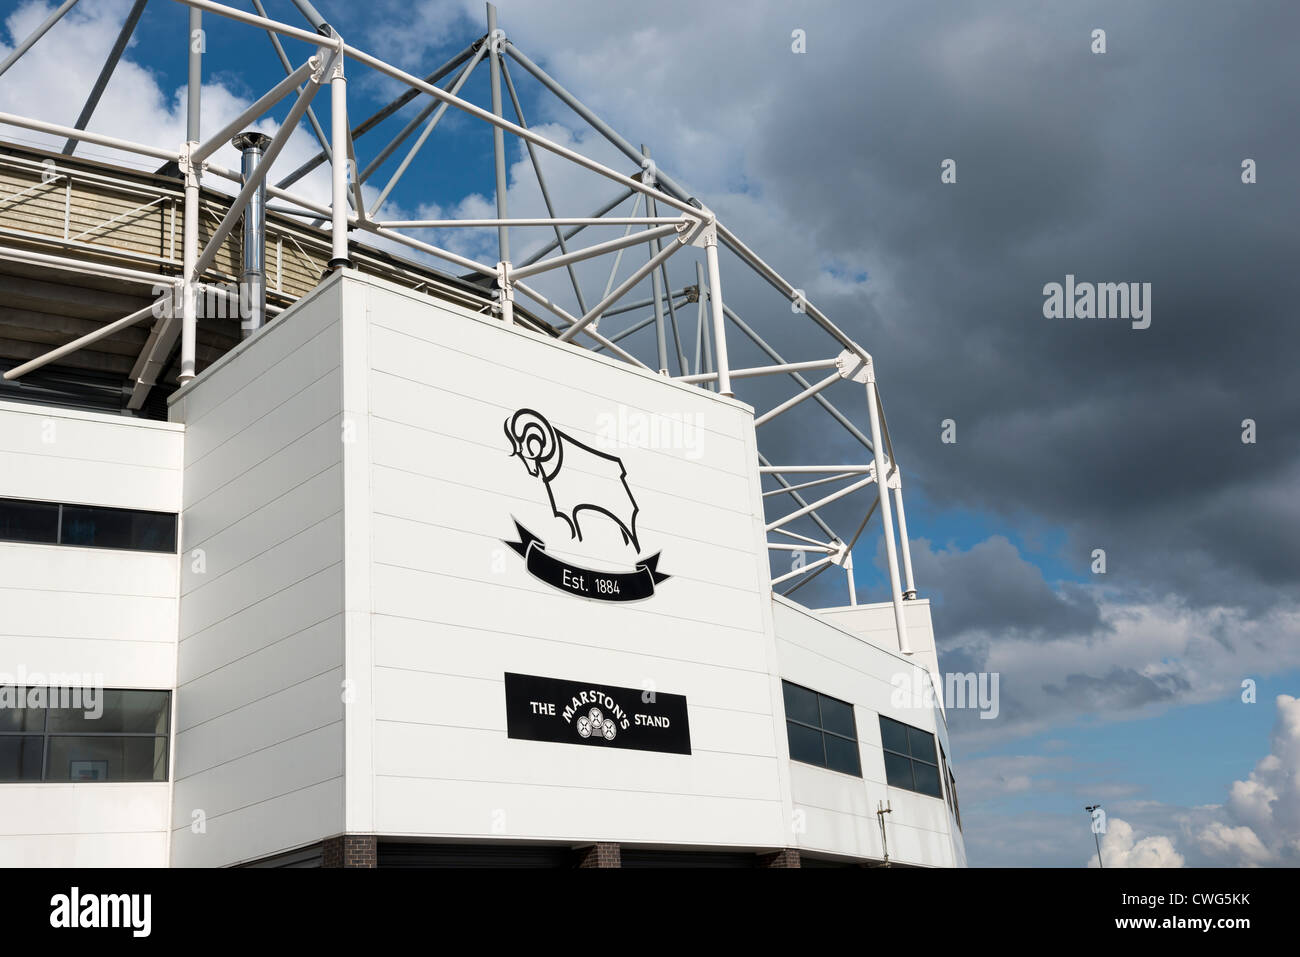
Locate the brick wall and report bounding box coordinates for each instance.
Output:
[574,842,622,868]
[757,848,802,868]
[322,835,377,868]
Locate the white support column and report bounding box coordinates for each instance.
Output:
[178,141,200,383]
[845,551,857,606]
[329,47,350,269]
[496,260,514,324]
[891,470,918,599]
[864,364,910,654]
[702,221,732,397]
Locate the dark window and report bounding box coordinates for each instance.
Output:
[0,688,170,783]
[948,766,962,831]
[0,498,58,544]
[879,716,942,798]
[782,681,861,776]
[939,741,962,830]
[0,498,175,553]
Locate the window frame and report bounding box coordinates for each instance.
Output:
[0,687,171,783]
[782,680,862,778]
[879,715,944,799]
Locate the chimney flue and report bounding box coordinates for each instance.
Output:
[231,131,272,338]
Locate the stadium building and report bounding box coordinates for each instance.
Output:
[0,0,965,867]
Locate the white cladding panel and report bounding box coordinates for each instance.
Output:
[167,281,346,867]
[772,597,964,865]
[0,402,182,866]
[352,276,791,847]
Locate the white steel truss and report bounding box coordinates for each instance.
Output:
[0,0,922,653]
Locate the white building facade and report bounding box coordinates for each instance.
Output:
[0,270,965,868]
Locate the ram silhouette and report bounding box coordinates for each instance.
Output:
[504,408,641,553]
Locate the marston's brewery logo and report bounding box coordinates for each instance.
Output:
[575,707,619,742]
[563,688,629,743]
[503,408,669,601]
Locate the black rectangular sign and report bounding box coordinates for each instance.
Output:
[504,672,691,755]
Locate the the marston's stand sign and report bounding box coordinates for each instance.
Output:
[504,672,691,755]
[503,408,669,602]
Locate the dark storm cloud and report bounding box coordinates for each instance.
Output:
[909,535,1103,638]
[734,0,1300,612]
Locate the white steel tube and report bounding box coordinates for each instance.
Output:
[557,240,680,343]
[170,0,331,47]
[865,377,910,654]
[4,302,158,379]
[376,218,676,229]
[329,57,349,266]
[892,475,918,599]
[0,112,175,162]
[678,357,838,384]
[772,555,834,587]
[192,58,316,163]
[846,552,857,606]
[760,465,873,474]
[511,224,679,281]
[753,371,842,427]
[703,230,732,396]
[765,474,876,533]
[179,156,200,381]
[0,0,80,78]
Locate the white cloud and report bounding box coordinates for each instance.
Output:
[1088,818,1184,868]
[1195,695,1300,866]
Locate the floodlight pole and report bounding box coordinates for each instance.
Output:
[179,5,202,383]
[864,362,910,654]
[1085,805,1104,868]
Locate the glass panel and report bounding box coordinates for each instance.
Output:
[786,721,825,767]
[913,760,943,797]
[0,689,45,732]
[782,682,820,727]
[48,690,170,734]
[818,695,856,738]
[45,736,167,782]
[0,498,58,544]
[879,716,910,755]
[824,733,861,776]
[0,736,43,781]
[883,750,914,790]
[908,727,937,763]
[59,505,176,553]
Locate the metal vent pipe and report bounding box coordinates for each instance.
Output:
[231,131,272,337]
